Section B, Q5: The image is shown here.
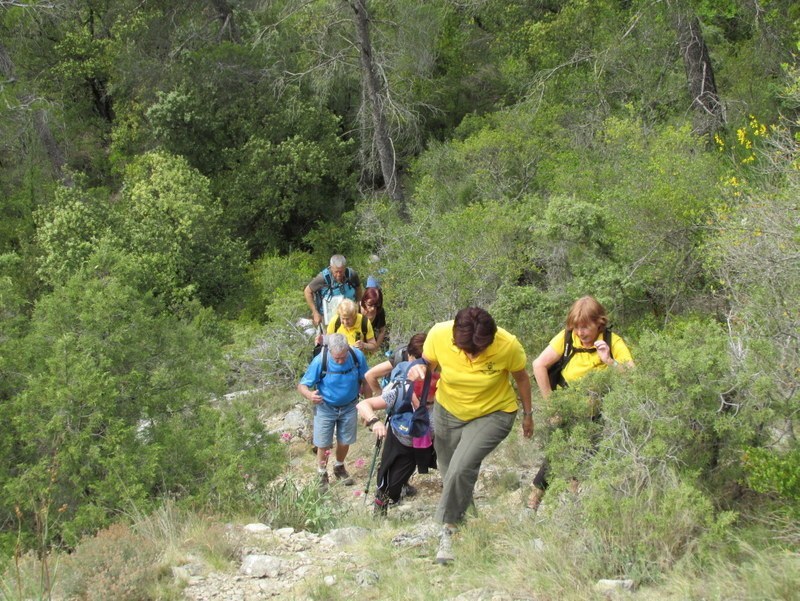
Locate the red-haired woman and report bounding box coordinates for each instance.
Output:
[360,287,387,349]
[528,296,634,510]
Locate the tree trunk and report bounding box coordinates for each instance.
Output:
[209,0,241,43]
[672,7,725,136]
[348,0,407,215]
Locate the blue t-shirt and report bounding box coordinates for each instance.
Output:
[300,348,368,407]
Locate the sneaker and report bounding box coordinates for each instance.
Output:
[332,464,354,486]
[527,486,545,511]
[401,483,417,498]
[435,526,455,565]
[319,472,329,492]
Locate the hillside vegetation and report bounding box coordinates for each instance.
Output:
[0,0,798,598]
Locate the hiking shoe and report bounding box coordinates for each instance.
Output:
[332,464,354,486]
[527,486,545,511]
[401,483,417,498]
[435,526,455,565]
[373,494,389,517]
[319,472,329,492]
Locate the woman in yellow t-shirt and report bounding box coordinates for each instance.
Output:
[421,307,532,565]
[325,299,378,353]
[528,296,634,510]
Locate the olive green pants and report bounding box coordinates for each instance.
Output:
[434,403,516,524]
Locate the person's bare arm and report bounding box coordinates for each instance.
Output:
[357,395,388,439]
[303,285,322,325]
[365,360,392,395]
[532,346,561,400]
[512,369,534,439]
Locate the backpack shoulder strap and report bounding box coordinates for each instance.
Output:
[563,329,574,358]
[604,327,614,361]
[361,314,368,337]
[348,347,363,385]
[319,345,329,381]
[334,315,341,330]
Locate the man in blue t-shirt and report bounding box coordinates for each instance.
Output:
[298,333,368,489]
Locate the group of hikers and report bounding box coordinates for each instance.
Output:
[297,254,634,565]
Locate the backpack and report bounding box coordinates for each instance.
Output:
[318,344,363,385]
[387,359,432,438]
[314,266,358,312]
[333,313,369,342]
[547,328,614,389]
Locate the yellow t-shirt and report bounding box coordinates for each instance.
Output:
[327,313,375,346]
[423,320,527,421]
[549,329,633,384]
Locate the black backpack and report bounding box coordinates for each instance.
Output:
[547,328,614,389]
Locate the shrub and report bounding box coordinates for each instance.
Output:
[57,522,161,601]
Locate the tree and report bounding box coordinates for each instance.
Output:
[669,0,725,136]
[348,0,405,212]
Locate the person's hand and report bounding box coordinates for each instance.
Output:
[314,333,323,346]
[522,414,534,438]
[308,390,323,404]
[312,311,322,326]
[594,338,613,364]
[353,340,364,350]
[372,420,387,439]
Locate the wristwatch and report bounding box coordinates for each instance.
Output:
[365,416,380,428]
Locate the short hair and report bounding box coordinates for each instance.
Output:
[566,296,609,330]
[452,307,497,355]
[405,333,427,359]
[327,333,349,354]
[330,254,347,268]
[337,298,358,318]
[360,287,383,310]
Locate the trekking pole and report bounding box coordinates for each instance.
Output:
[363,413,390,499]
[363,437,382,499]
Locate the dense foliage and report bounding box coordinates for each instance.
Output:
[0,0,798,588]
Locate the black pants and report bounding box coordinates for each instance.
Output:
[376,428,435,503]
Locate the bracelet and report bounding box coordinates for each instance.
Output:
[522,411,533,417]
[365,416,380,428]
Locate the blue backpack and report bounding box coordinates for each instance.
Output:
[313,266,358,312]
[388,358,432,438]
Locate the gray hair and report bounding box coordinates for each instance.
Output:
[329,254,347,268]
[326,333,349,354]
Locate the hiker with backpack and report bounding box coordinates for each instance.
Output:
[359,287,387,349]
[320,299,378,353]
[304,254,363,327]
[364,333,426,396]
[298,333,369,490]
[419,307,533,565]
[357,355,439,516]
[527,295,634,511]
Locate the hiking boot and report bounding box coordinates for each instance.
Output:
[332,464,354,486]
[319,472,329,492]
[527,486,545,511]
[401,483,417,498]
[373,493,389,517]
[435,526,455,565]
